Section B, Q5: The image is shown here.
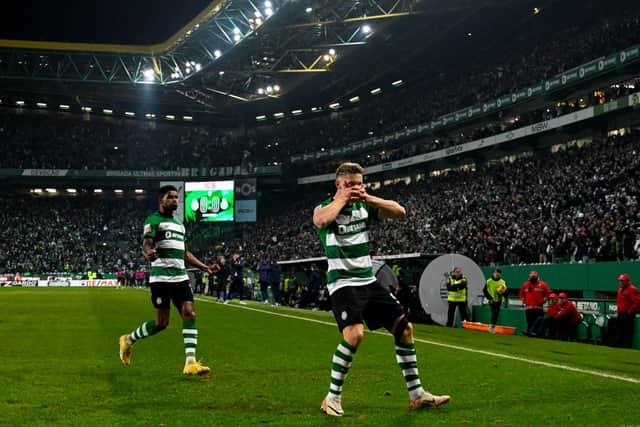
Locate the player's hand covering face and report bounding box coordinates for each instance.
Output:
[335,173,367,203]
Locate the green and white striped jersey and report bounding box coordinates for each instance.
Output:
[315,199,378,295]
[143,212,188,284]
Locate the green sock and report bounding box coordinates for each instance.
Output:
[327,339,356,399]
[127,320,158,344]
[395,342,425,400]
[183,320,198,365]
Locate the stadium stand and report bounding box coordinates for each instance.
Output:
[250,12,640,160]
[0,196,151,274]
[0,113,245,170]
[301,76,640,174]
[3,130,638,274]
[1,72,636,175]
[227,131,640,265]
[1,13,640,171]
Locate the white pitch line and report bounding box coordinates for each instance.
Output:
[195,297,640,384]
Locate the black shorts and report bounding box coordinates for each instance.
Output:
[150,281,194,309]
[330,281,405,332]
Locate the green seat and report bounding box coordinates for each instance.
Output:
[590,315,609,345]
[594,314,608,329]
[590,324,603,344]
[575,321,590,343]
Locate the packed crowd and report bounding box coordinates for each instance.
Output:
[300,78,640,175]
[2,129,639,276]
[228,130,640,266]
[252,11,640,162]
[0,195,152,274]
[0,113,245,170]
[1,12,640,171]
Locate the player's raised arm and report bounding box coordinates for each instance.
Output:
[313,163,372,229]
[362,192,406,220]
[313,185,358,229]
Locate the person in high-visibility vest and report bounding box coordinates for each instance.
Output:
[446,267,468,327]
[483,268,508,334]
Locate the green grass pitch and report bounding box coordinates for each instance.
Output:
[0,287,639,426]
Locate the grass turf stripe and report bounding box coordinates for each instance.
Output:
[194,296,640,385]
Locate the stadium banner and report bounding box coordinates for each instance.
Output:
[406,126,419,136]
[291,43,640,164]
[0,277,121,287]
[160,181,185,222]
[277,253,422,265]
[0,166,282,179]
[620,45,640,64]
[85,279,120,287]
[299,106,596,183]
[234,178,257,222]
[0,276,40,287]
[526,83,544,98]
[298,172,335,185]
[46,279,119,287]
[22,169,69,176]
[45,278,73,287]
[576,301,604,315]
[235,200,257,222]
[105,170,183,177]
[235,178,256,200]
[577,58,603,80]
[593,96,630,116]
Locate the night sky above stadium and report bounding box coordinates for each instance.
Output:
[0,0,211,45]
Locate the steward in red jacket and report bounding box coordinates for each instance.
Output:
[615,274,640,348]
[555,293,580,340]
[519,271,551,333]
[546,294,560,317]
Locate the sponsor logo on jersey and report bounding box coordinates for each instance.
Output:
[337,221,366,235]
[165,231,183,240]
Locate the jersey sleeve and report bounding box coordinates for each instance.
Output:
[313,199,332,213]
[313,199,333,230]
[143,216,157,239]
[364,203,379,222]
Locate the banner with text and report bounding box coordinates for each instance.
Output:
[298,104,600,184]
[291,43,640,164]
[234,178,257,222]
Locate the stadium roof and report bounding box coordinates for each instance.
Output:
[0,0,637,123]
[0,1,211,45]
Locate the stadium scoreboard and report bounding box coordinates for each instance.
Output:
[184,180,235,223]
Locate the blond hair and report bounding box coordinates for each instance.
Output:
[335,162,364,178]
